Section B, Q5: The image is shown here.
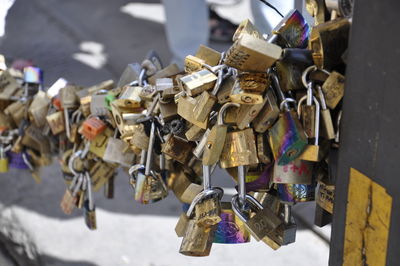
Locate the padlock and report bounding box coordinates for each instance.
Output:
[175,212,190,237]
[83,172,97,230]
[237,72,269,93]
[225,32,282,72]
[252,89,280,133]
[276,48,314,92]
[298,80,317,138]
[81,117,106,140]
[28,91,50,127]
[89,161,116,192]
[186,165,223,227]
[60,173,83,215]
[46,111,65,135]
[305,0,327,25]
[321,70,345,110]
[148,63,181,85]
[192,128,210,159]
[273,159,313,184]
[256,133,272,165]
[113,86,143,110]
[213,201,250,244]
[21,125,51,154]
[89,127,113,158]
[117,62,142,88]
[61,85,81,139]
[266,9,310,49]
[298,94,322,162]
[268,75,307,165]
[0,70,20,100]
[220,128,259,169]
[185,124,205,142]
[103,137,135,167]
[104,175,115,199]
[159,96,178,121]
[0,111,15,132]
[184,55,206,73]
[180,69,217,97]
[277,183,315,203]
[265,203,297,247]
[316,179,335,214]
[236,96,266,129]
[162,135,193,164]
[192,66,224,123]
[177,96,208,129]
[4,101,25,126]
[203,102,239,166]
[194,45,221,67]
[309,18,350,70]
[317,84,335,139]
[229,80,263,105]
[232,194,282,244]
[217,76,235,104]
[243,163,273,192]
[179,218,216,257]
[233,19,263,42]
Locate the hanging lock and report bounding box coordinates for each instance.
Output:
[81,117,106,140]
[203,102,239,166]
[268,74,307,165]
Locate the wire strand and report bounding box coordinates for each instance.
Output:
[257,0,284,18]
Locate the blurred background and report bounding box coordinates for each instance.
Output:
[0,0,330,265]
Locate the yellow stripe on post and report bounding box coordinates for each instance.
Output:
[343,168,392,266]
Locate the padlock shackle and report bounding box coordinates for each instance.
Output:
[145,122,156,176]
[316,85,328,110]
[217,102,240,125]
[301,65,318,89]
[186,188,223,217]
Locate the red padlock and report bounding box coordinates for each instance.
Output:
[81,117,106,140]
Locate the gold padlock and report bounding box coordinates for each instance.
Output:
[180,69,217,97]
[233,19,263,42]
[225,33,282,72]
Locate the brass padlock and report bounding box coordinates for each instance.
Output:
[229,80,263,105]
[305,0,326,25]
[321,70,345,110]
[177,96,208,129]
[236,97,266,130]
[179,69,217,97]
[162,135,193,164]
[21,125,51,154]
[0,70,20,100]
[185,124,205,142]
[46,111,65,135]
[195,45,221,66]
[28,91,50,127]
[4,101,26,126]
[225,33,282,72]
[89,161,117,192]
[179,218,216,257]
[233,19,263,42]
[309,18,350,70]
[175,213,190,237]
[237,72,269,93]
[220,128,259,168]
[148,63,181,85]
[252,89,280,133]
[316,179,334,214]
[203,103,239,166]
[113,86,143,110]
[256,133,272,165]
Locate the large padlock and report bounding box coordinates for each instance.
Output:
[225,32,282,72]
[220,128,259,168]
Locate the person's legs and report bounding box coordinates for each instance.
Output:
[162,0,209,68]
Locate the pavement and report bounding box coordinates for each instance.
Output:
[0,0,330,265]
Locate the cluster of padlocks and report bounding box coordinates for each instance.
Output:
[0,3,349,257]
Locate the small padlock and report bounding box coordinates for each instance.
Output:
[233,19,263,42]
[180,69,217,97]
[203,102,239,166]
[309,18,350,70]
[220,128,259,169]
[162,135,193,164]
[0,146,9,173]
[179,218,216,257]
[46,111,65,135]
[81,117,106,140]
[273,159,313,184]
[268,75,307,165]
[213,201,250,244]
[83,172,97,230]
[321,70,345,110]
[252,89,280,133]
